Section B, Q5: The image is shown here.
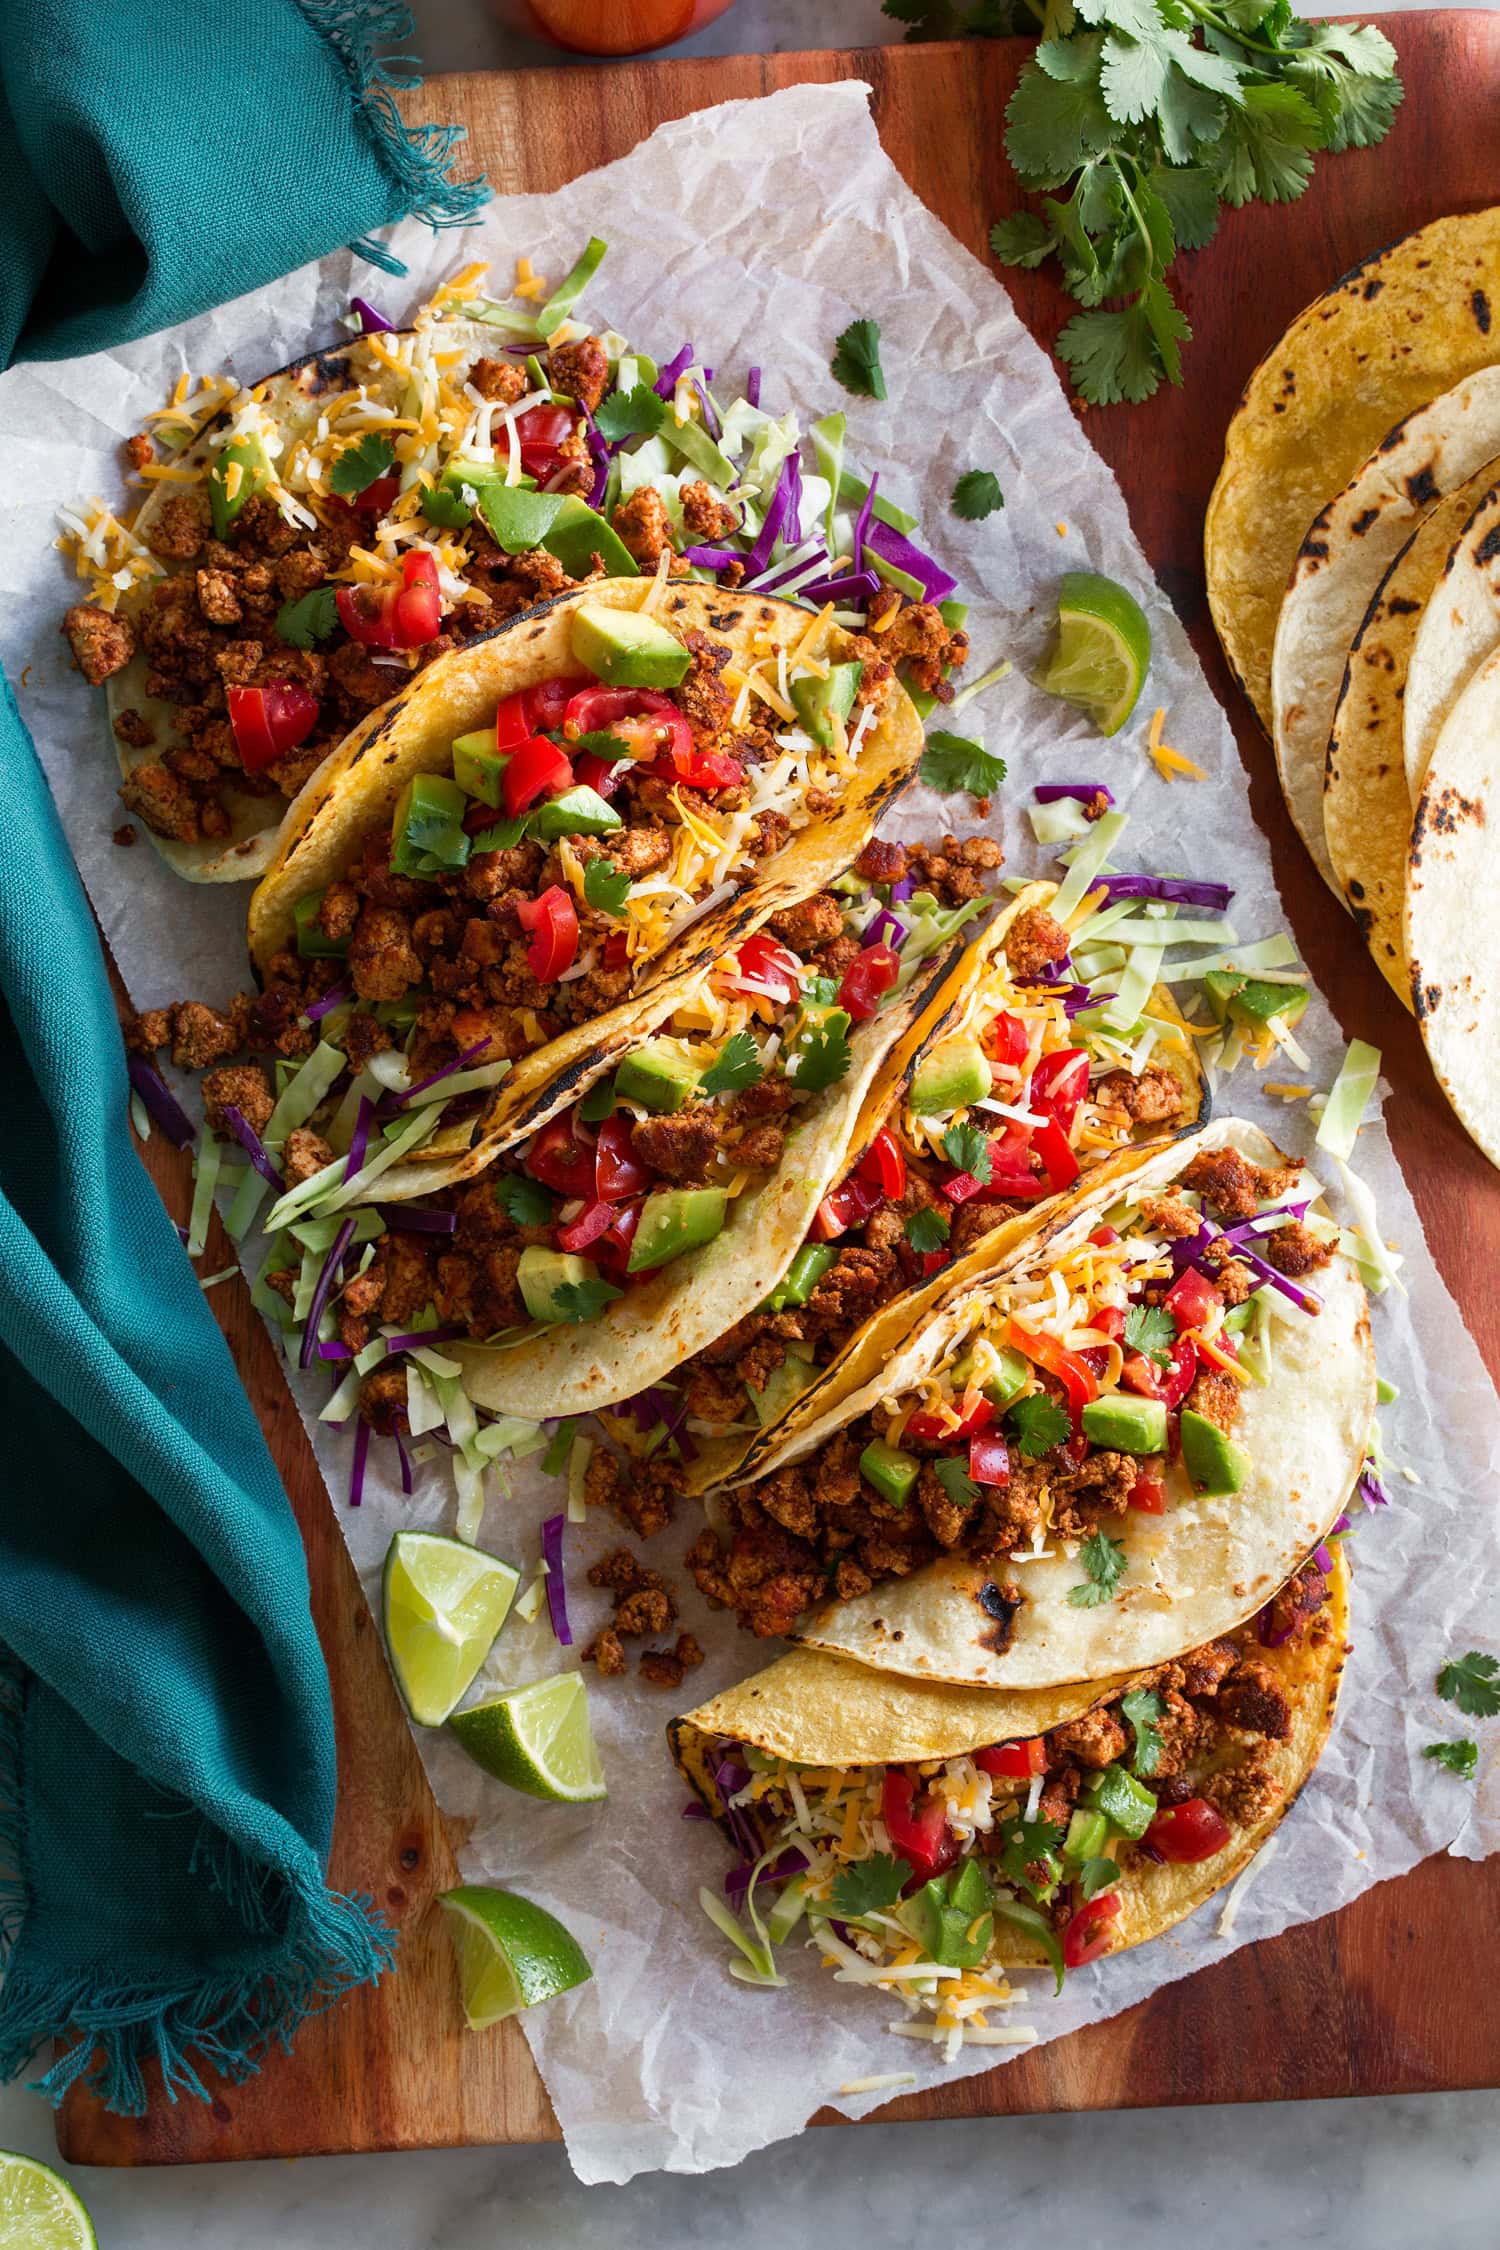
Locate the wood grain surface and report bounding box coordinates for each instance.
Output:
[59,13,1500,2165]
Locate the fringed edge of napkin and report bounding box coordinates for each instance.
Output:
[297,0,490,271]
[0,1662,398,2117]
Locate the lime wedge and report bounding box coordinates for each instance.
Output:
[438,1885,593,2030]
[0,2154,96,2250]
[448,1672,607,1802]
[1036,571,1151,736]
[381,1531,520,1728]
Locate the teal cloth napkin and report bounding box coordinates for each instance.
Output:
[0,0,483,2112]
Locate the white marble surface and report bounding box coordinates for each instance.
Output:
[6,0,1495,2240]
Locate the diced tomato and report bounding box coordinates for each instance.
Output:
[515,884,579,979]
[1089,1226,1120,1247]
[984,1168,1050,1205]
[1165,1266,1220,1333]
[514,402,576,482]
[724,936,802,1009]
[810,1171,883,1241]
[527,1112,596,1197]
[563,686,690,768]
[1032,1113,1081,1194]
[881,1769,957,1884]
[969,1429,1011,1487]
[525,674,593,732]
[1030,1048,1090,1133]
[556,1199,616,1255]
[595,1114,652,1202]
[906,1397,994,1444]
[1129,1462,1167,1513]
[573,750,622,798]
[226,682,320,773]
[351,473,400,519]
[1004,1320,1100,1418]
[1078,1346,1114,1378]
[639,744,744,790]
[1159,1334,1199,1410]
[1064,1427,1090,1468]
[1094,1305,1126,1341]
[503,736,574,817]
[1063,1888,1121,1968]
[918,1249,950,1278]
[593,1194,644,1278]
[493,692,535,751]
[1121,1352,1162,1399]
[1144,1798,1231,1864]
[335,549,442,650]
[602,929,631,972]
[838,942,900,1023]
[988,1120,1032,1175]
[857,1127,906,1201]
[974,1736,1045,1780]
[940,1171,982,1208]
[986,1010,1029,1068]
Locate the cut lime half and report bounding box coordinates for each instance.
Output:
[439,1884,593,2030]
[448,1672,606,1803]
[382,1531,520,1727]
[1036,571,1151,736]
[0,2154,96,2250]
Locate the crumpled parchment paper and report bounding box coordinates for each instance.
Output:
[3,79,1497,2188]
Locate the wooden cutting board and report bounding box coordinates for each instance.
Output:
[59,12,1500,2166]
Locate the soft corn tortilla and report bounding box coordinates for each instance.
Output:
[249,580,925,1196]
[1402,479,1500,805]
[1206,207,1500,730]
[1405,645,1500,1169]
[731,1119,1371,1692]
[107,322,507,883]
[1324,469,1498,1008]
[455,937,965,1420]
[672,1548,1349,1965]
[676,882,1207,1498]
[1270,371,1500,895]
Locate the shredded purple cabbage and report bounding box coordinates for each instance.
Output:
[1060,987,1096,1018]
[745,366,761,408]
[1357,1465,1390,1509]
[755,540,828,595]
[725,1845,808,1904]
[349,1416,370,1507]
[127,1056,196,1149]
[393,1426,414,1497]
[888,876,917,905]
[221,1104,286,1191]
[343,1096,374,1185]
[1034,781,1114,806]
[1015,957,1074,987]
[382,1322,468,1354]
[864,516,957,603]
[744,451,799,578]
[1312,1541,1335,1575]
[682,1799,711,1821]
[865,907,907,950]
[797,567,880,607]
[304,977,352,1024]
[584,413,610,510]
[541,1512,572,1645]
[351,297,395,334]
[1232,1243,1322,1316]
[653,343,693,400]
[693,378,721,440]
[1094,874,1233,911]
[299,1215,356,1371]
[379,1035,493,1116]
[318,1340,352,1361]
[375,1205,458,1234]
[1219,1203,1310,1247]
[680,544,742,572]
[1330,1511,1353,1534]
[853,474,877,573]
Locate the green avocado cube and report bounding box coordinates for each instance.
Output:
[1179,1407,1251,1498]
[1084,1761,1157,1841]
[543,496,641,581]
[859,1436,921,1510]
[1063,1808,1110,1865]
[516,1247,592,1324]
[789,660,863,749]
[293,888,348,959]
[529,785,623,842]
[391,772,471,879]
[452,729,507,807]
[472,482,565,555]
[750,1352,813,1429]
[627,1186,728,1272]
[571,599,691,690]
[979,1346,1031,1411]
[614,1040,699,1115]
[1203,970,1311,1033]
[1080,1394,1169,1456]
[209,432,271,539]
[910,1034,993,1117]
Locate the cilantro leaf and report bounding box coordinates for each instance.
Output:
[1213,81,1323,207]
[997,1812,1065,1904]
[1120,1686,1165,1777]
[582,857,631,918]
[990,212,1056,270]
[1077,1855,1121,1901]
[1124,1303,1175,1366]
[1437,1651,1500,1720]
[941,1123,991,1183]
[495,1174,553,1228]
[418,482,475,530]
[952,469,1005,521]
[699,1032,763,1097]
[920,730,1008,800]
[470,814,530,853]
[932,1454,981,1508]
[1423,1739,1478,1782]
[594,382,667,443]
[790,1015,851,1093]
[830,318,887,402]
[1007,1392,1070,1460]
[1005,44,1114,181]
[1067,1528,1128,1608]
[274,585,340,650]
[905,1206,951,1255]
[570,729,633,761]
[550,1276,624,1323]
[829,1852,913,1919]
[328,430,396,499]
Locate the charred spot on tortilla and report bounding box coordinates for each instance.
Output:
[1412,974,1443,1019]
[1386,594,1423,616]
[1429,784,1484,835]
[1350,507,1381,537]
[1474,289,1493,334]
[296,349,354,398]
[1475,523,1500,568]
[975,1580,1020,1653]
[1362,278,1385,301]
[1404,465,1440,509]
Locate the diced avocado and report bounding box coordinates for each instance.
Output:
[789,660,863,749]
[760,1243,837,1313]
[452,729,506,807]
[615,1039,700,1115]
[1179,1407,1250,1498]
[979,1346,1031,1411]
[208,432,271,539]
[529,785,623,842]
[542,496,640,581]
[516,1247,592,1325]
[750,1352,812,1429]
[1080,1395,1168,1456]
[293,889,347,959]
[1084,1762,1157,1842]
[627,1186,728,1272]
[912,1859,992,1969]
[789,998,852,1058]
[1063,1808,1110,1866]
[571,599,691,690]
[472,482,565,555]
[911,1034,993,1117]
[859,1436,921,1509]
[948,1856,990,1919]
[1203,970,1311,1033]
[391,772,471,879]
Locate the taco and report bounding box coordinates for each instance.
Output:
[1401,477,1500,806]
[686,1120,1372,1689]
[126,580,926,1205]
[672,1545,1347,2022]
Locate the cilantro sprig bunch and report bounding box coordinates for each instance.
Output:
[887,0,1401,405]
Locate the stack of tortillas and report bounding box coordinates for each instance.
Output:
[1206,208,1500,1170]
